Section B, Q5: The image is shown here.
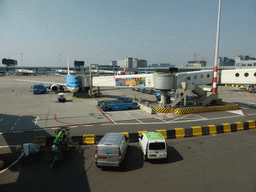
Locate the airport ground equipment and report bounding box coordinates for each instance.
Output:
[49,127,70,168]
[97,97,133,108]
[32,84,47,94]
[171,82,219,108]
[58,93,66,102]
[99,98,139,111]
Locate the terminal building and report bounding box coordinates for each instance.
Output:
[116,58,147,69]
[235,55,256,68]
[186,60,207,67]
[218,57,235,66]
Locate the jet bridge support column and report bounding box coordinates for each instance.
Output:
[154,73,176,107]
[159,91,168,106]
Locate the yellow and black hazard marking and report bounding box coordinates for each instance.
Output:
[153,107,175,113]
[42,120,255,144]
[174,104,239,115]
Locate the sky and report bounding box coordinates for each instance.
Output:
[0,0,255,68]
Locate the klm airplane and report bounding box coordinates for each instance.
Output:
[15,57,80,93]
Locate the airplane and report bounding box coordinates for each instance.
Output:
[91,66,126,75]
[16,69,36,76]
[15,57,80,93]
[55,69,75,75]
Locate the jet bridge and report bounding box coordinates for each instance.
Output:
[92,70,214,106]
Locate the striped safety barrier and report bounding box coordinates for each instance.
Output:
[33,120,256,146]
[153,107,175,113]
[174,104,239,115]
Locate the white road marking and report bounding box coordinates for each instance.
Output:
[0,153,24,174]
[226,110,244,115]
[103,113,116,124]
[33,129,42,131]
[34,116,40,125]
[152,115,167,122]
[10,116,22,130]
[0,145,19,148]
[13,131,24,133]
[0,118,3,122]
[125,112,143,123]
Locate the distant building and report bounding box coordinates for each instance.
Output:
[91,65,120,71]
[186,60,206,67]
[110,61,117,66]
[132,58,147,68]
[218,57,235,66]
[117,58,133,68]
[117,57,146,69]
[74,60,84,68]
[235,55,256,67]
[2,58,17,67]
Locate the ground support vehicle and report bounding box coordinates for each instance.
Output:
[101,101,139,111]
[144,88,154,94]
[32,84,47,94]
[49,127,70,168]
[139,132,168,161]
[95,133,129,168]
[97,97,133,108]
[58,93,66,102]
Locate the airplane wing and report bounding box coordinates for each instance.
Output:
[14,78,66,87]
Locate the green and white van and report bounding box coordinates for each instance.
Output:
[139,132,168,161]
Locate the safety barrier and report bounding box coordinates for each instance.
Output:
[153,107,175,113]
[33,120,256,146]
[83,134,95,144]
[174,104,239,115]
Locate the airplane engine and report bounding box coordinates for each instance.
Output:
[50,84,59,91]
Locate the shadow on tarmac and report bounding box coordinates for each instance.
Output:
[99,145,183,172]
[149,146,183,164]
[0,114,91,191]
[0,147,91,191]
[100,145,144,172]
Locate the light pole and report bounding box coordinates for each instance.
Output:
[60,54,63,70]
[212,0,222,94]
[20,53,23,69]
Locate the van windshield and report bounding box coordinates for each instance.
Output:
[149,142,165,150]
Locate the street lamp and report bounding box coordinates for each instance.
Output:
[20,53,23,69]
[212,0,222,94]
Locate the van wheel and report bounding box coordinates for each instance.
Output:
[128,107,132,110]
[108,108,112,111]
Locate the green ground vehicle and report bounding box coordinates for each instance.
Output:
[49,127,70,168]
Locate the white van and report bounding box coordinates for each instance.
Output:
[139,132,168,161]
[95,133,129,168]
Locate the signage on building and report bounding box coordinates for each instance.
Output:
[115,77,145,87]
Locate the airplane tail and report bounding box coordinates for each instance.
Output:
[122,66,126,73]
[67,57,70,75]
